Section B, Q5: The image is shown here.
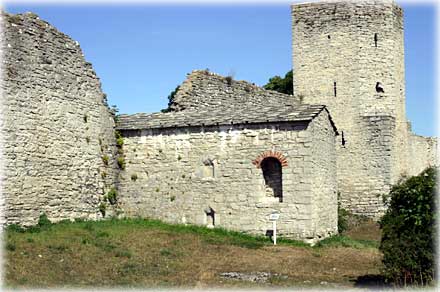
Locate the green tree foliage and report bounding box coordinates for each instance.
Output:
[379,167,436,286]
[161,85,180,113]
[263,70,293,95]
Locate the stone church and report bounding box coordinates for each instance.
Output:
[1,0,437,243]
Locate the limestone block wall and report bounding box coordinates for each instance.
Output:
[169,70,298,112]
[117,118,337,242]
[292,1,409,217]
[309,109,338,237]
[1,13,118,225]
[355,116,395,217]
[407,134,438,177]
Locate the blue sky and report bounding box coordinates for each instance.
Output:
[5,2,437,137]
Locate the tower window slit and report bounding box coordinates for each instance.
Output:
[374,33,378,47]
[333,81,337,97]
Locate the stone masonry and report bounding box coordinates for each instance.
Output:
[1,0,437,240]
[292,0,437,218]
[117,73,339,242]
[1,12,119,226]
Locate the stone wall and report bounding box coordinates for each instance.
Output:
[291,0,433,218]
[117,113,337,243]
[309,109,338,235]
[407,133,438,177]
[1,12,118,225]
[170,70,298,112]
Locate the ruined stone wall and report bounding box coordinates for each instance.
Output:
[407,134,438,177]
[292,0,410,218]
[170,70,298,112]
[1,13,118,225]
[117,117,337,243]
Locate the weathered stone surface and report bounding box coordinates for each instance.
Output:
[117,106,338,243]
[169,70,298,112]
[292,0,437,218]
[117,102,333,131]
[219,272,287,283]
[1,12,118,225]
[2,0,436,238]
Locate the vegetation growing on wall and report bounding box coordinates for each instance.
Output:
[115,131,124,148]
[110,105,119,122]
[98,202,106,217]
[379,167,436,286]
[338,206,350,233]
[117,157,126,170]
[102,155,109,166]
[107,187,118,205]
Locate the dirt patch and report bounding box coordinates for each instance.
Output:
[344,218,381,242]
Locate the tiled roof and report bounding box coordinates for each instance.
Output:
[117,104,330,130]
[116,70,337,134]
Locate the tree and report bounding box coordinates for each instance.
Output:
[263,70,293,95]
[161,85,180,113]
[379,167,436,286]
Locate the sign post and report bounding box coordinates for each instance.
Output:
[269,212,280,245]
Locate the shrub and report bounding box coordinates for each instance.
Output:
[6,242,16,251]
[110,105,119,117]
[379,167,436,286]
[117,157,126,170]
[131,173,138,181]
[225,76,233,86]
[338,205,350,233]
[107,188,118,205]
[116,137,124,148]
[102,155,109,166]
[98,203,106,217]
[161,85,180,113]
[37,213,52,229]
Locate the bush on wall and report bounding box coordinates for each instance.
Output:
[379,167,436,286]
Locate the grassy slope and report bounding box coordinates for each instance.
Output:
[4,218,382,289]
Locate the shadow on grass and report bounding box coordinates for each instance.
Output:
[353,274,390,288]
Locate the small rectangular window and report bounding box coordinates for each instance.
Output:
[334,82,337,97]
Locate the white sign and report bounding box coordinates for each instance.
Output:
[269,212,280,221]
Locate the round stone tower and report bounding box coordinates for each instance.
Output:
[292,0,408,218]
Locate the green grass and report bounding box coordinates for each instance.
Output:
[5,217,377,250]
[4,216,382,288]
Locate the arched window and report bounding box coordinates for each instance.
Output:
[261,157,283,202]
